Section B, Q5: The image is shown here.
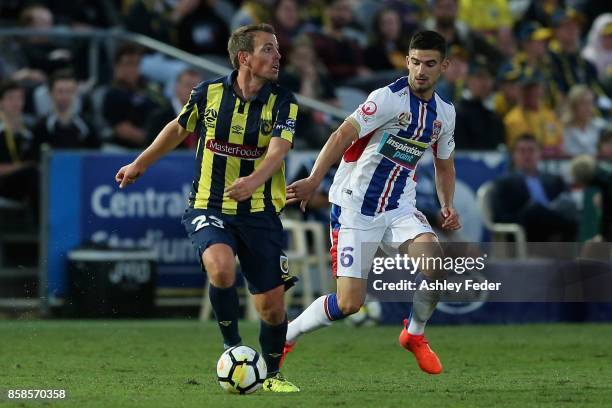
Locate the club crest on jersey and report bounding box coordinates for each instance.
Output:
[280,255,289,274]
[431,120,442,142]
[414,210,430,227]
[361,101,377,115]
[260,119,273,135]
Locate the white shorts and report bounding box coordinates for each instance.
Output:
[329,204,435,279]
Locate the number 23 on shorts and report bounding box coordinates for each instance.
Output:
[191,215,224,232]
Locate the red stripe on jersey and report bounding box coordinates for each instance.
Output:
[343,131,375,162]
[377,165,401,213]
[330,229,340,278]
[415,102,426,140]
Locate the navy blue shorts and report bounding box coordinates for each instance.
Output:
[182,208,298,294]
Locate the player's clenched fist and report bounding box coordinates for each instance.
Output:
[440,206,461,231]
[115,162,146,189]
[225,177,258,202]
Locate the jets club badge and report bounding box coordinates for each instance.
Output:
[431,120,442,142]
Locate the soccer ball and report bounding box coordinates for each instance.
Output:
[216,345,267,394]
[346,300,382,327]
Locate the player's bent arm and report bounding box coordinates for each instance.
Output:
[433,155,456,208]
[286,121,356,206]
[225,138,291,201]
[309,120,358,184]
[116,119,190,188]
[133,119,190,169]
[247,137,292,188]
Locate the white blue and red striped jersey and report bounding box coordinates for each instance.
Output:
[329,76,456,216]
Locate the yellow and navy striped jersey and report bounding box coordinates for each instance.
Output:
[177,71,298,215]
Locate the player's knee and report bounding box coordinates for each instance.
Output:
[259,308,285,325]
[208,271,235,288]
[203,254,235,288]
[337,296,363,316]
[255,285,285,324]
[258,302,285,325]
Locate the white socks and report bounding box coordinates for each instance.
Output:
[407,318,426,335]
[407,274,441,335]
[286,295,334,344]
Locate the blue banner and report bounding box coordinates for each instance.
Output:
[81,154,200,281]
[46,151,202,301]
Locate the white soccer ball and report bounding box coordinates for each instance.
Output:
[216,345,267,394]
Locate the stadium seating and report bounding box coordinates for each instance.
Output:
[476,181,527,258]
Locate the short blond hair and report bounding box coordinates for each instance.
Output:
[227,24,276,69]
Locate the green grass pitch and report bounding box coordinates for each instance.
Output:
[1,320,611,407]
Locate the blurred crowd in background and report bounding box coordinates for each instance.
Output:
[0,0,611,242]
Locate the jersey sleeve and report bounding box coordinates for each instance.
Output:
[177,82,206,132]
[434,109,456,159]
[346,87,397,138]
[272,92,298,144]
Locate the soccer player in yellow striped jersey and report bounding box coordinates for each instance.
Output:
[177,64,296,214]
[115,24,300,392]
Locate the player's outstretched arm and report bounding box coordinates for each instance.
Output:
[115,119,190,189]
[225,137,292,202]
[433,154,461,231]
[286,121,357,211]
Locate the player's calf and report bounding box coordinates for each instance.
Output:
[337,294,363,316]
[283,294,346,354]
[254,286,286,326]
[254,286,289,377]
[281,294,347,369]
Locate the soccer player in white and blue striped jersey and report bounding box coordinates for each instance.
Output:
[284,31,461,375]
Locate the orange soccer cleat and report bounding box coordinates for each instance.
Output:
[399,319,443,375]
[279,341,295,369]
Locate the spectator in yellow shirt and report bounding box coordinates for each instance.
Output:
[458,0,512,32]
[504,70,563,156]
[458,0,514,55]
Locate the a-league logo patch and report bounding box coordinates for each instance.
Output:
[280,255,289,274]
[398,112,411,129]
[432,120,442,142]
[204,108,218,128]
[361,101,377,115]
